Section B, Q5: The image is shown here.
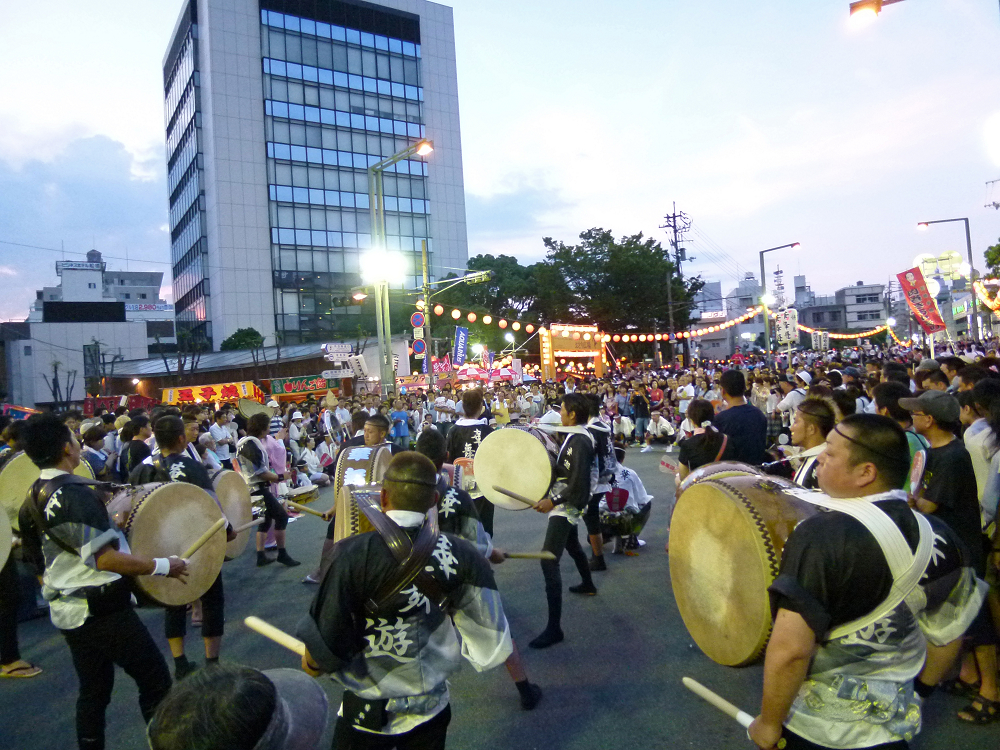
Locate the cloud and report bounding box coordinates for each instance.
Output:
[0,136,170,320]
[464,177,576,259]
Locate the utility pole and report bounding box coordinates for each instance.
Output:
[660,203,691,368]
[422,239,434,391]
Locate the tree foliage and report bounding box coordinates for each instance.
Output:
[985,237,1000,277]
[220,327,265,351]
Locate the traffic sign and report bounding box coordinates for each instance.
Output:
[321,343,353,354]
[410,312,425,328]
[412,339,427,355]
[412,326,425,340]
[321,368,353,379]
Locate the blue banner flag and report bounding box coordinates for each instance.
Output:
[453,326,469,366]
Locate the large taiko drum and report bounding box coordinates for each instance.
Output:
[334,483,384,542]
[0,452,96,532]
[210,469,253,560]
[331,444,393,542]
[106,483,226,607]
[474,427,555,511]
[677,461,762,494]
[0,503,11,571]
[668,473,817,666]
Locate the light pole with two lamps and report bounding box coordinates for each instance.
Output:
[361,139,433,398]
[917,218,980,343]
[759,242,800,366]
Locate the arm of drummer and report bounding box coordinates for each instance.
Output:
[748,609,816,749]
[94,545,189,580]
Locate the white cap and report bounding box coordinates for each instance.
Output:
[292,411,303,420]
[267,399,279,407]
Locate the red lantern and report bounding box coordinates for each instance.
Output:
[526,324,534,333]
[467,312,477,323]
[434,304,444,316]
[499,319,508,329]
[613,335,620,342]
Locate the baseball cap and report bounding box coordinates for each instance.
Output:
[843,366,862,379]
[916,358,940,372]
[898,390,960,423]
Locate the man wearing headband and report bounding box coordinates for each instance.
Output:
[788,397,840,490]
[748,414,985,750]
[147,664,327,750]
[298,452,513,747]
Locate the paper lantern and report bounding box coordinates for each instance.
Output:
[613,335,620,342]
[483,315,492,325]
[655,334,662,341]
[467,312,477,323]
[499,319,508,329]
[434,304,444,316]
[451,309,461,319]
[573,332,581,340]
[512,321,520,331]
[639,334,647,342]
[526,324,534,333]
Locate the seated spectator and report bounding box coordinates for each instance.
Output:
[641,410,676,452]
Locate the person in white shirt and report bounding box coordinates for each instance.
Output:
[297,438,331,486]
[538,401,563,426]
[641,410,676,452]
[776,374,808,415]
[209,410,235,469]
[333,400,351,437]
[197,432,224,472]
[612,414,635,443]
[433,386,457,437]
[676,375,696,421]
[288,411,305,460]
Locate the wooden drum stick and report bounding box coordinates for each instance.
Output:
[286,501,330,518]
[503,551,557,560]
[233,518,265,534]
[492,485,538,507]
[244,616,306,657]
[682,677,785,749]
[182,517,227,559]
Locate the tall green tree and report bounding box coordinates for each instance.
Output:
[984,237,1000,277]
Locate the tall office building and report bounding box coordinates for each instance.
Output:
[163,0,467,349]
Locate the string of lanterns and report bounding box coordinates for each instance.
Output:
[425,302,537,334]
[604,308,764,342]
[794,322,888,340]
[973,278,1000,313]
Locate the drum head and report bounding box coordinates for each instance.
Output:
[0,453,39,532]
[474,429,552,511]
[669,475,810,666]
[238,398,275,420]
[126,483,226,607]
[334,444,392,500]
[212,470,253,560]
[0,504,11,572]
[74,460,95,480]
[677,461,760,494]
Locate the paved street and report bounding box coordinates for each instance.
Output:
[2,449,990,749]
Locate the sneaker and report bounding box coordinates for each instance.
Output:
[528,628,564,649]
[640,446,653,453]
[568,582,597,596]
[277,551,301,567]
[588,555,607,571]
[301,574,319,584]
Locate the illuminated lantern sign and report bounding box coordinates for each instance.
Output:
[539,324,606,381]
[270,375,337,396]
[162,381,265,405]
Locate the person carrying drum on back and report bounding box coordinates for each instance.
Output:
[530,393,598,649]
[129,415,232,681]
[237,413,300,569]
[17,414,186,750]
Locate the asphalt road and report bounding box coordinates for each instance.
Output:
[2,448,991,749]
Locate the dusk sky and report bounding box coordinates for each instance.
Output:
[0,0,998,321]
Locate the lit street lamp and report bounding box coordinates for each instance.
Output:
[759,242,800,366]
[849,0,905,20]
[917,218,980,342]
[364,139,433,396]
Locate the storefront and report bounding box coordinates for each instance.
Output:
[161,381,266,405]
[269,375,348,402]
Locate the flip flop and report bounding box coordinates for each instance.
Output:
[1,662,42,678]
[958,695,1000,724]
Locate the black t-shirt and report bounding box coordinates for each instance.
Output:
[713,403,768,465]
[447,421,493,463]
[631,394,651,419]
[770,499,970,639]
[119,439,152,478]
[922,439,985,574]
[129,452,215,493]
[677,430,735,470]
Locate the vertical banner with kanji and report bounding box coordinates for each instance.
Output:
[897,267,946,333]
[452,327,469,366]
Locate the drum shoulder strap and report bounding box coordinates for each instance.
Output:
[357,498,446,614]
[25,474,93,558]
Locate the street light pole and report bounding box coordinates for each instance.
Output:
[365,139,433,398]
[917,218,980,343]
[758,242,800,368]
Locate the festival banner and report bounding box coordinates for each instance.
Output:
[453,326,469,366]
[897,267,947,333]
[433,354,452,374]
[270,375,336,396]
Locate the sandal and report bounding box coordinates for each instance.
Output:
[941,677,980,700]
[0,661,42,678]
[957,695,1000,724]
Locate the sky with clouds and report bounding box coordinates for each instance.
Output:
[0,0,998,322]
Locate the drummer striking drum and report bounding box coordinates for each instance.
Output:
[17,414,186,750]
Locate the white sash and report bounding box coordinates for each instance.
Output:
[785,489,934,640]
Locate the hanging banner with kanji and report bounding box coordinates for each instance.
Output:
[162,381,264,405]
[897,267,947,333]
[270,375,335,396]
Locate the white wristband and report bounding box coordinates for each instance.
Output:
[151,557,171,576]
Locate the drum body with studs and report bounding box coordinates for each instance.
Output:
[668,473,816,666]
[332,444,392,542]
[473,427,555,511]
[107,482,226,607]
[677,461,762,494]
[210,470,253,560]
[0,452,97,532]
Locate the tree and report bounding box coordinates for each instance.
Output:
[985,237,1000,277]
[220,327,265,351]
[152,329,210,385]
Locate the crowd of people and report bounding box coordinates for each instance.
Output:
[2,336,1000,749]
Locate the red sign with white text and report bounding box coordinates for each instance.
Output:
[897,267,946,334]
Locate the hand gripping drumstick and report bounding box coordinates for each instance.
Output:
[682,677,786,749]
[503,551,557,560]
[492,485,538,507]
[181,517,228,559]
[286,501,332,518]
[244,616,306,657]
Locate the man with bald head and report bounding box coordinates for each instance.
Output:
[749,414,985,750]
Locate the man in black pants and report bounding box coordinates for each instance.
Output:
[530,393,597,649]
[583,393,614,572]
[129,415,231,680]
[18,414,186,750]
[237,413,300,568]
[446,389,494,537]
